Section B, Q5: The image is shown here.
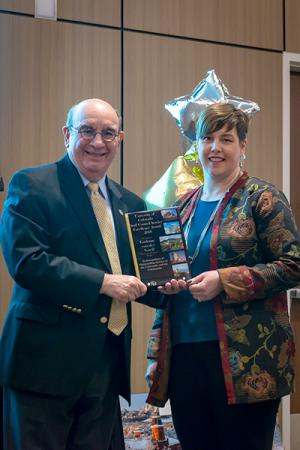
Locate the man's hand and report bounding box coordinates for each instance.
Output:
[188,270,223,301]
[100,274,147,302]
[157,278,187,295]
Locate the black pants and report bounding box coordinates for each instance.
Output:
[169,341,280,450]
[3,332,125,450]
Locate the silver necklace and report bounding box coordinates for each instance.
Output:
[184,172,243,264]
[184,189,223,264]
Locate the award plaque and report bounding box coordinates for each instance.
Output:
[125,207,191,287]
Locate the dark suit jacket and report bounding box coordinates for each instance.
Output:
[0,154,160,402]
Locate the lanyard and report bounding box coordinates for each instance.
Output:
[184,189,223,264]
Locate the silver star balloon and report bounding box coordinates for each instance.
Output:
[165,69,260,142]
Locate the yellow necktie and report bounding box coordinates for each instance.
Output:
[88,182,128,335]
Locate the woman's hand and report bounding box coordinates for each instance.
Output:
[145,359,158,388]
[188,270,223,302]
[157,278,187,295]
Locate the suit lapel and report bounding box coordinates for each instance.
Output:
[57,155,112,272]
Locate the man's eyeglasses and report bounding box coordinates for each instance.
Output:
[69,126,120,143]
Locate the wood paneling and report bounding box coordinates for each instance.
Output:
[124,32,282,197]
[0,0,34,14]
[290,72,300,230]
[0,0,121,27]
[124,32,282,391]
[58,0,120,27]
[285,0,300,53]
[290,72,300,414]
[124,0,283,50]
[0,14,121,330]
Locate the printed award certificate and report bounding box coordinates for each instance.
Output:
[125,207,191,287]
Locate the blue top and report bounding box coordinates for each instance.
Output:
[170,199,218,345]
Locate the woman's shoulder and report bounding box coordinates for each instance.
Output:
[244,176,283,197]
[240,176,291,217]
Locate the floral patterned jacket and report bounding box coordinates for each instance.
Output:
[146,172,300,406]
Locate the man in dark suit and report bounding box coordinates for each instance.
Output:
[0,98,161,449]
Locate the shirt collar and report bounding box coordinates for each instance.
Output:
[67,149,109,201]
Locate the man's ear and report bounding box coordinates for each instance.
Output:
[62,126,70,148]
[119,131,124,143]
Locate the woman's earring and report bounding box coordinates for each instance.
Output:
[239,153,246,168]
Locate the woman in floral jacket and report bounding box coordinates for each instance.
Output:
[145,104,300,450]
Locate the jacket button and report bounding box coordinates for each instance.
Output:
[100,316,108,324]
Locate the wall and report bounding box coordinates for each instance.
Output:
[290,71,300,415]
[0,0,299,392]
